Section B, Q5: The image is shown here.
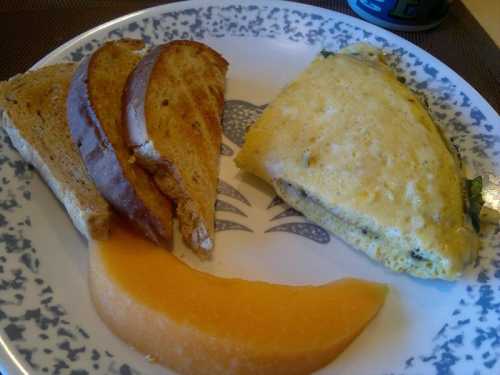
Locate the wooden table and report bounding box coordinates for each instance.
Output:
[462,0,500,45]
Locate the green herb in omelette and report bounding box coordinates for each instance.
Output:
[320,50,335,58]
[466,176,484,233]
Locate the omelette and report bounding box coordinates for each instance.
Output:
[235,44,479,280]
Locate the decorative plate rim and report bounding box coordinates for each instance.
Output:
[1,1,498,375]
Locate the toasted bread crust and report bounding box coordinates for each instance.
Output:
[0,64,111,240]
[125,40,228,253]
[68,40,173,247]
[126,40,228,148]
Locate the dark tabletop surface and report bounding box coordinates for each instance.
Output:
[1,0,499,111]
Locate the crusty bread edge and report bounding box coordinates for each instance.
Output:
[125,40,228,149]
[124,41,226,253]
[67,40,173,248]
[0,110,110,240]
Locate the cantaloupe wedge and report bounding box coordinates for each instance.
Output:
[89,222,387,375]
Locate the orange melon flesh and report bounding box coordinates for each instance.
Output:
[89,222,387,375]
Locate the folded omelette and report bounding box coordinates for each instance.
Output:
[235,44,479,280]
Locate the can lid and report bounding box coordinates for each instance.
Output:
[347,0,448,32]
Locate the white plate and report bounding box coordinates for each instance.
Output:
[1,1,499,374]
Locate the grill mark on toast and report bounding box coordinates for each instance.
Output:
[125,40,228,253]
[170,49,222,159]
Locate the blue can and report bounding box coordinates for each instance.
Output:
[347,0,450,31]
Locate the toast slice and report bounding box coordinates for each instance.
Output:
[0,64,111,240]
[235,44,479,280]
[67,39,173,247]
[125,40,228,253]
